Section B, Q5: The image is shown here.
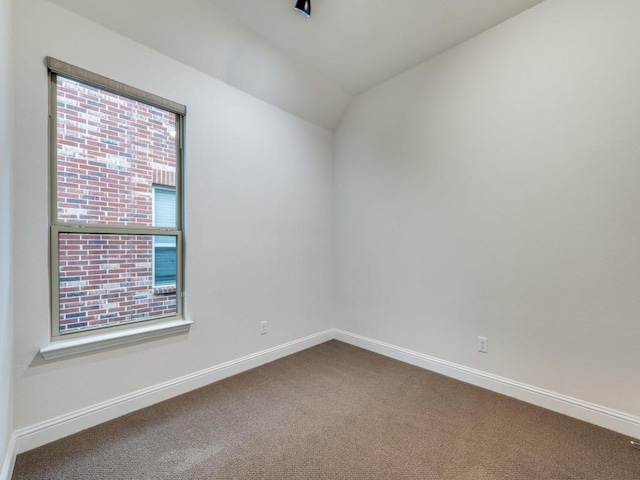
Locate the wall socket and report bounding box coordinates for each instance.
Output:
[477,336,488,353]
[260,320,268,335]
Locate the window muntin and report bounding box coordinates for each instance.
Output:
[49,58,185,338]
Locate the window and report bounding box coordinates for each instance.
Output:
[48,57,186,339]
[153,186,177,288]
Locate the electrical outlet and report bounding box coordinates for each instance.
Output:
[477,336,488,353]
[260,320,268,335]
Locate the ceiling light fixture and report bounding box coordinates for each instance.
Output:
[294,0,311,18]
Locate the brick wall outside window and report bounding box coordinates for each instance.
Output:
[56,78,178,334]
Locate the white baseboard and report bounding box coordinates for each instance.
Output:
[13,328,640,457]
[0,434,16,480]
[333,329,640,439]
[14,329,333,454]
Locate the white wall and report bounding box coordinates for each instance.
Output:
[13,0,333,431]
[0,0,13,472]
[334,0,640,418]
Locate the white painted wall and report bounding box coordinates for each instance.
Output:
[0,0,13,471]
[13,0,333,430]
[48,0,352,131]
[0,0,13,475]
[334,0,640,417]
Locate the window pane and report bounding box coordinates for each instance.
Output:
[56,77,177,226]
[58,233,178,334]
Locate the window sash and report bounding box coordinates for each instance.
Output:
[51,227,183,338]
[50,73,184,231]
[49,61,185,339]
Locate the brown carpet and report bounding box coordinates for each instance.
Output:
[12,340,640,479]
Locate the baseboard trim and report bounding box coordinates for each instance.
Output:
[13,328,640,456]
[0,434,16,480]
[15,329,333,454]
[333,329,640,439]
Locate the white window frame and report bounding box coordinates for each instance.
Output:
[46,57,188,351]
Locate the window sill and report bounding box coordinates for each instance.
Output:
[153,285,177,295]
[40,318,193,361]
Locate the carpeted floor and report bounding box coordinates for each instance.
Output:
[12,340,640,479]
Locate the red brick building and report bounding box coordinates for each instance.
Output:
[56,78,178,334]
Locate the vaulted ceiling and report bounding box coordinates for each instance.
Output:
[211,0,545,95]
[49,0,544,130]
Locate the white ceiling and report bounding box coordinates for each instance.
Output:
[210,0,545,95]
[49,0,545,129]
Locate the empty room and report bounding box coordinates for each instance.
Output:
[1,0,640,478]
